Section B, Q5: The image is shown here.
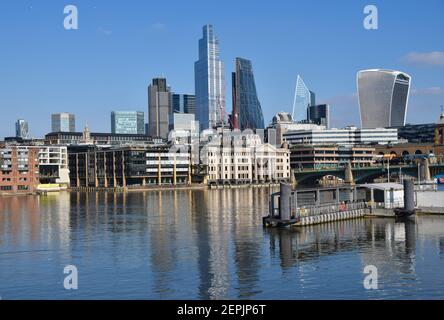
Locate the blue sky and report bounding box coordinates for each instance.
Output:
[0,0,443,138]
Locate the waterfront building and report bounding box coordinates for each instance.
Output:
[45,131,155,146]
[68,145,191,188]
[51,113,76,132]
[148,78,172,139]
[0,146,40,193]
[38,146,70,185]
[283,127,398,146]
[307,104,330,129]
[194,24,226,130]
[290,145,376,170]
[292,75,314,122]
[111,111,145,135]
[15,119,29,139]
[268,112,325,146]
[172,94,196,114]
[357,69,411,128]
[232,58,265,130]
[200,130,290,184]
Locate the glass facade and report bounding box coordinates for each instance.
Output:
[307,104,330,129]
[357,69,411,128]
[233,58,264,130]
[51,113,75,132]
[111,111,145,135]
[194,24,226,130]
[292,75,312,122]
[172,94,196,114]
[15,119,29,138]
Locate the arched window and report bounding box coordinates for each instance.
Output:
[402,151,409,156]
[415,150,423,155]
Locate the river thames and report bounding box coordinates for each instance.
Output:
[1,188,444,300]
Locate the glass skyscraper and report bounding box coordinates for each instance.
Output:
[111,111,145,134]
[194,24,226,130]
[172,94,196,115]
[292,75,313,122]
[51,113,75,132]
[15,119,29,138]
[357,69,411,128]
[232,58,264,130]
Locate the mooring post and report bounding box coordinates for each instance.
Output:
[279,183,291,221]
[404,179,415,212]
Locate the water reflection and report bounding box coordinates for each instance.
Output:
[1,189,444,299]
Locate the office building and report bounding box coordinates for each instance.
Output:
[45,130,155,146]
[232,58,265,130]
[111,111,145,135]
[15,119,29,139]
[194,24,226,130]
[290,145,376,170]
[68,145,191,187]
[283,127,398,146]
[51,113,76,132]
[292,75,314,122]
[268,112,325,146]
[172,94,196,114]
[357,69,411,128]
[200,130,290,184]
[148,78,172,139]
[307,104,330,129]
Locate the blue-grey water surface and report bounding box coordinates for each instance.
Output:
[1,187,444,300]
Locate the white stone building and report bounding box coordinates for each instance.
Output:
[200,129,290,184]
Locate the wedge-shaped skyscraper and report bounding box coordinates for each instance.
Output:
[357,69,411,128]
[292,75,314,122]
[232,58,264,130]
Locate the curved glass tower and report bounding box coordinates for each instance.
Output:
[194,25,226,130]
[233,58,264,130]
[357,69,411,128]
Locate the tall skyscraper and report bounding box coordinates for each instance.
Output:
[172,94,196,114]
[51,113,75,132]
[194,24,226,130]
[232,58,264,130]
[307,104,330,129]
[292,75,314,122]
[15,119,29,138]
[148,78,172,138]
[357,69,411,128]
[111,111,145,134]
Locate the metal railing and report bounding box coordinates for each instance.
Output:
[296,201,367,217]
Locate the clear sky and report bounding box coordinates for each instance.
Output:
[1,0,443,138]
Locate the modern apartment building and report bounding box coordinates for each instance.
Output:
[0,146,40,193]
[357,69,411,128]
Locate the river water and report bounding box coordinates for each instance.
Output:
[0,188,444,300]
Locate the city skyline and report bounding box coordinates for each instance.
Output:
[1,0,443,138]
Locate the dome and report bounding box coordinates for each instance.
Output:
[272,112,293,124]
